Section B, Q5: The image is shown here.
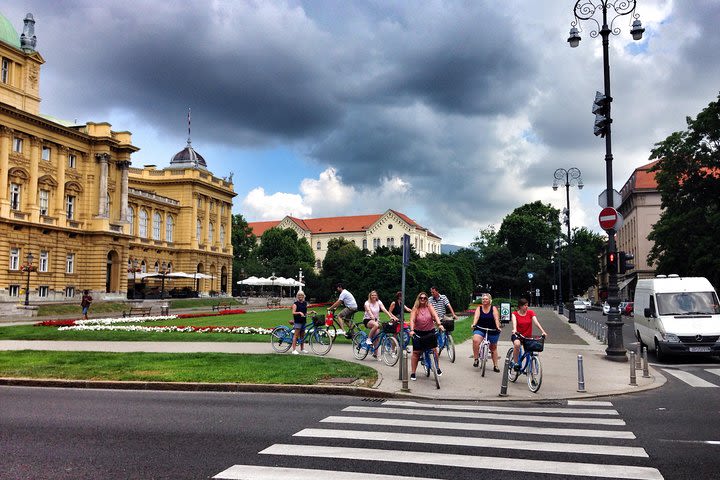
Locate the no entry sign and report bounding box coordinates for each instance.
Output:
[598,207,619,230]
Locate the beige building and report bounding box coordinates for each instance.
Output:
[249,209,441,269]
[0,12,235,308]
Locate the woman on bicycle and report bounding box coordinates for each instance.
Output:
[511,297,547,369]
[290,291,314,354]
[389,291,412,319]
[409,291,444,380]
[363,291,398,351]
[471,293,502,372]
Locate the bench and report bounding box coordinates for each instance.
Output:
[267,297,282,308]
[238,297,249,305]
[122,306,153,317]
[212,302,232,311]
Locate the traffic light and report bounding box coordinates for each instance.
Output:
[619,251,635,274]
[607,250,618,274]
[592,91,612,138]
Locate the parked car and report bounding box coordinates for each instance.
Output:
[573,300,587,312]
[602,302,610,316]
[583,299,592,309]
[623,301,634,316]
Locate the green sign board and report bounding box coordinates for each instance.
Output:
[500,302,511,324]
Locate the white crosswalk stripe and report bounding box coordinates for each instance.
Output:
[661,368,719,387]
[214,399,663,480]
[706,368,720,378]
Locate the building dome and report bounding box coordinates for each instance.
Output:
[0,13,21,50]
[169,141,207,169]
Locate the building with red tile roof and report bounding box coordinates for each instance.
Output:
[248,209,441,269]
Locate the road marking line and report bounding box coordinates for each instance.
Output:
[321,415,636,439]
[260,444,663,480]
[662,369,718,387]
[706,368,720,378]
[383,400,618,415]
[567,400,614,407]
[213,464,441,480]
[343,406,625,426]
[295,428,649,458]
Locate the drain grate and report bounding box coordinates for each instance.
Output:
[534,401,564,406]
[361,397,385,402]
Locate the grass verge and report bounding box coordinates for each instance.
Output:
[0,350,377,386]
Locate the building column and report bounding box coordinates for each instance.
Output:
[118,161,130,222]
[55,146,67,220]
[95,153,110,217]
[0,126,11,217]
[28,136,40,222]
[203,196,210,247]
[191,194,198,248]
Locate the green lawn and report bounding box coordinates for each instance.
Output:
[35,297,241,317]
[0,351,377,386]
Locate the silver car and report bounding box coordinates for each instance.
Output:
[573,300,587,312]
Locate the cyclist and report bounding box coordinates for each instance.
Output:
[511,297,548,370]
[409,291,445,380]
[363,291,398,355]
[328,283,358,338]
[429,286,458,323]
[471,293,502,371]
[389,291,412,319]
[290,291,315,354]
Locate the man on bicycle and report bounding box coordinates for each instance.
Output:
[328,283,358,338]
[429,286,458,323]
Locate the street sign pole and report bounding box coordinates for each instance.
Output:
[400,234,410,390]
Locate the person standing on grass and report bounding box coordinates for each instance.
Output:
[291,291,314,354]
[80,290,93,320]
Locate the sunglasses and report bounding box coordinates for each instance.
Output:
[419,296,428,300]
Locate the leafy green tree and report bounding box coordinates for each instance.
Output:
[256,228,315,278]
[231,214,258,294]
[648,93,720,286]
[566,227,606,297]
[497,201,561,259]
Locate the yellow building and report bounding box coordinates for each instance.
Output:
[0,12,235,308]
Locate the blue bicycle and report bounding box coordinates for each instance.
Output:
[436,319,456,363]
[414,332,441,389]
[270,314,333,355]
[352,322,400,366]
[506,333,544,393]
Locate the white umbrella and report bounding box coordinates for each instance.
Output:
[237,275,263,285]
[165,272,196,279]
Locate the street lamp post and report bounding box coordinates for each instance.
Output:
[568,0,645,360]
[24,252,34,306]
[553,167,583,323]
[159,261,168,299]
[131,258,138,299]
[557,239,564,315]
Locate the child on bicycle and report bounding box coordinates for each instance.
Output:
[409,291,445,380]
[471,293,502,372]
[511,297,547,369]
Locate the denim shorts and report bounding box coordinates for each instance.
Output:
[474,328,500,344]
[293,322,306,332]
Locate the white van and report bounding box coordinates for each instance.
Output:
[634,275,720,361]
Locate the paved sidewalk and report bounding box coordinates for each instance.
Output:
[0,308,665,400]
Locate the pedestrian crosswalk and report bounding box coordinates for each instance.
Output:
[658,367,720,388]
[214,399,663,480]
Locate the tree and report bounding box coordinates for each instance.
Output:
[497,201,561,259]
[231,214,258,294]
[648,93,720,287]
[256,227,315,278]
[566,227,606,297]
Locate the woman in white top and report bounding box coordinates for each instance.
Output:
[364,290,398,351]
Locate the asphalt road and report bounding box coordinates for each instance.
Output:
[2,382,718,480]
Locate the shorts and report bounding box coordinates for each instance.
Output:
[338,307,357,321]
[363,318,377,328]
[474,328,500,344]
[412,329,437,352]
[82,306,89,315]
[293,322,307,332]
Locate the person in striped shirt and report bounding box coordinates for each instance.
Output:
[429,286,457,322]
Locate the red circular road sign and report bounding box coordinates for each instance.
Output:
[598,207,619,230]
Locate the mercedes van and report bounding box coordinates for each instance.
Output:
[633,275,720,361]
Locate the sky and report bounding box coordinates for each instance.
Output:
[3,1,719,246]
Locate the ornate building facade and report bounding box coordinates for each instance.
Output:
[0,12,235,306]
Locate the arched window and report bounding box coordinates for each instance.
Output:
[165,215,174,243]
[220,225,225,245]
[208,223,214,244]
[139,209,148,238]
[154,261,159,273]
[316,260,322,268]
[140,260,147,273]
[316,241,321,250]
[128,207,135,235]
[196,220,202,241]
[152,212,162,240]
[362,239,367,250]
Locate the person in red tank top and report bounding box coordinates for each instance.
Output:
[511,298,547,366]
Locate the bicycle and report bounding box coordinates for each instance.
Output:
[473,326,499,377]
[351,321,401,366]
[506,333,545,393]
[414,332,441,389]
[270,314,333,356]
[436,318,456,363]
[325,309,363,340]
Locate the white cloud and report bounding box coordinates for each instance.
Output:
[241,187,312,220]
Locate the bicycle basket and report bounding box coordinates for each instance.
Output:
[523,336,545,353]
[440,319,455,332]
[312,315,325,327]
[382,321,398,334]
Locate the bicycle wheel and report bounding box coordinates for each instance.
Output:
[326,323,338,339]
[381,335,400,367]
[352,332,369,360]
[446,334,456,363]
[309,328,333,356]
[430,350,440,389]
[480,341,489,377]
[270,326,292,353]
[506,348,519,382]
[527,355,543,393]
[421,351,430,377]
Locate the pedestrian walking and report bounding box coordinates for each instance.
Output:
[80,290,93,320]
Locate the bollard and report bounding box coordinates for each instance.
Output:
[635,343,642,369]
[499,354,511,397]
[629,351,638,386]
[602,326,608,345]
[401,349,410,392]
[577,354,586,393]
[642,346,650,378]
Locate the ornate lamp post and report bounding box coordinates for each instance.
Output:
[131,258,138,299]
[23,252,34,306]
[568,0,645,360]
[556,238,564,316]
[553,167,583,323]
[159,261,168,299]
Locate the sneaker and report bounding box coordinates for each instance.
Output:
[437,369,443,376]
[513,364,521,372]
[292,349,299,355]
[473,359,479,368]
[365,338,372,345]
[344,332,353,339]
[410,373,416,381]
[301,350,309,354]
[493,366,501,373]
